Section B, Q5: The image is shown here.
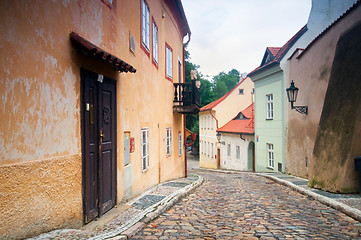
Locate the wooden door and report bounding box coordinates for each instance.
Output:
[81,69,117,223]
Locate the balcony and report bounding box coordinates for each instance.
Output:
[173,81,200,114]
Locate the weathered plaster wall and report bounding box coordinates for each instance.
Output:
[287,5,361,192]
[311,21,361,193]
[0,154,82,239]
[0,0,187,238]
[281,0,358,178]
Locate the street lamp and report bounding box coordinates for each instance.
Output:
[216,132,221,143]
[286,81,308,115]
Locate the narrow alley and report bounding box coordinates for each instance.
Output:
[131,168,361,239]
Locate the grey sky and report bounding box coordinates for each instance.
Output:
[182,0,312,79]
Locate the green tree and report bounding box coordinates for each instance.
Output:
[212,69,240,98]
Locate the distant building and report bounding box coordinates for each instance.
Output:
[0,0,194,239]
[217,103,255,171]
[199,77,254,169]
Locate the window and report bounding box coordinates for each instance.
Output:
[211,143,214,158]
[267,143,274,169]
[207,116,210,129]
[227,144,231,157]
[166,44,173,80]
[266,94,273,120]
[152,20,158,65]
[211,117,213,130]
[239,89,244,95]
[178,132,182,156]
[208,142,210,156]
[141,128,149,171]
[166,128,172,156]
[236,145,240,159]
[141,0,150,53]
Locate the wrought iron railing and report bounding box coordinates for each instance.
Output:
[173,81,200,108]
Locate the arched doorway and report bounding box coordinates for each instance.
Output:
[248,141,255,172]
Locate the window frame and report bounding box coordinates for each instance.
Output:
[227,143,231,157]
[267,143,274,169]
[166,127,172,156]
[141,0,150,56]
[236,145,240,159]
[165,43,173,81]
[152,18,158,66]
[238,89,244,95]
[141,128,149,172]
[266,94,274,120]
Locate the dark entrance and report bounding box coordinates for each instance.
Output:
[81,69,117,223]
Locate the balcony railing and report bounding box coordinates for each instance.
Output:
[173,80,200,114]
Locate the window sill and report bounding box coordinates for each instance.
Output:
[266,118,273,121]
[267,166,274,170]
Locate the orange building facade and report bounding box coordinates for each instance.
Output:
[0,0,191,238]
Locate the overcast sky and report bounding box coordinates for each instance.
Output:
[182,0,312,79]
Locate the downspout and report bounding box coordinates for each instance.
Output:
[183,33,191,177]
[209,110,219,129]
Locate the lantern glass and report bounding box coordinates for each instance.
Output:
[286,81,299,103]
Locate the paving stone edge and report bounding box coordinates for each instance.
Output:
[92,174,204,240]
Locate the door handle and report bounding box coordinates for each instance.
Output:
[100,130,104,143]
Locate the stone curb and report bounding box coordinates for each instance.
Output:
[91,174,204,240]
[256,173,361,223]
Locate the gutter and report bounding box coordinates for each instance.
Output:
[209,110,219,129]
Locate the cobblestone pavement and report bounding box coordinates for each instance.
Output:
[131,170,361,240]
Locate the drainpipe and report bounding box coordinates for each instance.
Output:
[183,33,191,177]
[209,110,219,129]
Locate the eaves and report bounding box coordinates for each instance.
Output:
[249,62,282,82]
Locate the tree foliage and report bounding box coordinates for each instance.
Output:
[184,49,242,152]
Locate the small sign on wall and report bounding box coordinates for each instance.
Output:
[130,137,135,153]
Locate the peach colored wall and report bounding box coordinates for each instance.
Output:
[0,0,187,238]
[287,5,361,190]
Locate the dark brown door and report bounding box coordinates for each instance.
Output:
[81,69,117,223]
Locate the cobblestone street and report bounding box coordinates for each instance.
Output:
[131,169,361,240]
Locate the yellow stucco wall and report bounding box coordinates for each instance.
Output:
[0,0,187,238]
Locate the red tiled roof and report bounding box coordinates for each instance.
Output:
[217,103,255,134]
[248,25,307,77]
[268,47,282,57]
[200,77,247,111]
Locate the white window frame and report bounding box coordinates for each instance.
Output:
[267,143,274,169]
[266,94,274,120]
[236,145,240,159]
[141,0,150,52]
[166,44,173,79]
[152,20,158,64]
[141,128,149,172]
[227,144,231,157]
[239,89,244,95]
[166,128,172,156]
[178,132,182,156]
